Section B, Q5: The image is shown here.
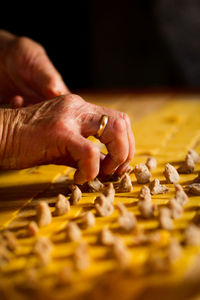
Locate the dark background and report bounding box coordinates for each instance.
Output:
[1,1,200,90]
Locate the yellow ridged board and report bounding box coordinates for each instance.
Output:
[0,99,200,300]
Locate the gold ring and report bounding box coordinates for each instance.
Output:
[95,115,108,138]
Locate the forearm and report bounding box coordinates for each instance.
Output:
[0,108,22,169]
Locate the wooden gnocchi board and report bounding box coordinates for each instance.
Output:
[1,92,200,300]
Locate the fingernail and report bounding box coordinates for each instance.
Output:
[103,167,118,176]
[51,87,64,96]
[74,171,86,185]
[117,162,130,176]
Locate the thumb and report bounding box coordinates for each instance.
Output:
[10,95,24,108]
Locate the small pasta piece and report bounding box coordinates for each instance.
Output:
[185,183,200,196]
[74,242,90,271]
[88,178,104,192]
[102,183,115,203]
[163,163,179,184]
[168,198,183,219]
[116,202,137,231]
[95,194,114,217]
[80,211,95,229]
[188,149,200,163]
[118,173,133,192]
[138,200,155,219]
[69,185,82,205]
[138,186,151,201]
[28,221,39,236]
[146,157,157,171]
[66,222,82,242]
[177,154,195,174]
[167,238,182,263]
[174,184,188,205]
[37,202,52,227]
[99,228,116,246]
[54,194,70,216]
[149,179,169,195]
[193,172,200,183]
[134,164,151,184]
[185,224,200,246]
[158,207,173,230]
[111,237,130,267]
[33,236,53,266]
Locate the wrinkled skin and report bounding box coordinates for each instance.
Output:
[0,30,69,106]
[0,31,135,184]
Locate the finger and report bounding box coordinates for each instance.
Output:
[10,94,42,108]
[115,114,135,176]
[100,117,129,175]
[10,95,24,108]
[98,110,135,176]
[80,106,134,164]
[8,76,45,105]
[97,108,135,174]
[100,152,106,161]
[66,134,100,184]
[115,162,131,176]
[30,51,70,98]
[10,91,44,107]
[79,105,132,176]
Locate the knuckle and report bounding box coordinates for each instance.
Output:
[120,112,129,123]
[35,42,46,54]
[70,93,81,100]
[15,36,30,48]
[53,119,65,131]
[17,36,45,54]
[50,116,71,134]
[113,118,126,134]
[62,94,85,106]
[85,144,99,160]
[53,121,75,138]
[70,94,85,103]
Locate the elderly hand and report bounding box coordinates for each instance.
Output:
[0,94,135,184]
[0,30,69,107]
